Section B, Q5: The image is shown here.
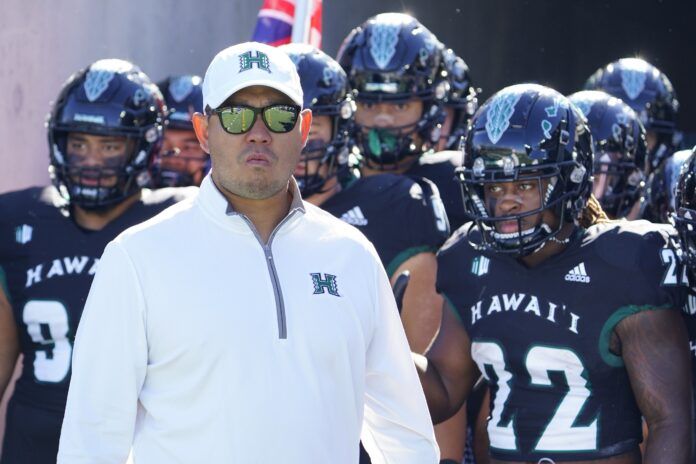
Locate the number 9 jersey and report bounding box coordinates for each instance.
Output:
[436,219,686,462]
[0,186,194,445]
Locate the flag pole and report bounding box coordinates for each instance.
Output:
[291,0,311,43]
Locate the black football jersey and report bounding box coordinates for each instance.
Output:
[406,150,470,231]
[0,186,195,412]
[681,282,696,437]
[321,173,449,277]
[436,220,684,462]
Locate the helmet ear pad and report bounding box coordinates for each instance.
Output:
[48,59,165,208]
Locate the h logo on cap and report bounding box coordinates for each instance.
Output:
[239,51,271,73]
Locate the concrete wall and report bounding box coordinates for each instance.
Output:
[0,0,260,193]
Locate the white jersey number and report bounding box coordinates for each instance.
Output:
[22,300,72,383]
[472,341,597,452]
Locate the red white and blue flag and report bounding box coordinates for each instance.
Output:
[251,0,322,48]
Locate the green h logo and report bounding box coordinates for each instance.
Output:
[239,51,271,73]
[311,273,340,297]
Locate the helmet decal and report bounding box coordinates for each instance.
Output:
[369,21,400,69]
[485,90,521,144]
[621,67,647,100]
[169,75,194,103]
[84,69,115,102]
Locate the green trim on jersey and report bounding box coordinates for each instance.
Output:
[599,304,672,367]
[386,245,437,277]
[443,294,464,325]
[0,266,9,303]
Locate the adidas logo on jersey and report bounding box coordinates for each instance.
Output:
[340,206,368,226]
[565,262,590,283]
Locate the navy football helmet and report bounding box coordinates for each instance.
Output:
[644,148,692,223]
[151,75,209,187]
[458,84,593,255]
[337,13,446,166]
[569,90,646,219]
[440,48,479,150]
[585,58,679,170]
[48,59,165,209]
[280,44,357,197]
[672,148,696,277]
[158,75,203,131]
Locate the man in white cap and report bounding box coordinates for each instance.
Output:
[57,42,439,464]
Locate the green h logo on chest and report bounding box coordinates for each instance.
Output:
[239,51,271,73]
[311,273,340,297]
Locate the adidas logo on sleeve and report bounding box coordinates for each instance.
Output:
[565,262,590,283]
[340,206,368,226]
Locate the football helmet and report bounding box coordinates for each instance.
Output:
[644,148,692,223]
[151,75,209,187]
[280,44,357,196]
[458,84,593,255]
[568,90,646,218]
[672,148,696,276]
[585,58,679,170]
[48,58,164,208]
[440,48,478,150]
[337,12,446,166]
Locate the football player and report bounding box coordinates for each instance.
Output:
[151,74,209,187]
[280,43,451,464]
[585,58,680,223]
[672,147,696,443]
[281,44,449,350]
[337,12,470,231]
[0,59,195,464]
[568,90,647,220]
[416,84,692,463]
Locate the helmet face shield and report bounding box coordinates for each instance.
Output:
[459,84,593,256]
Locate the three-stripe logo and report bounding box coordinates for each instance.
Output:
[340,207,368,226]
[565,262,590,283]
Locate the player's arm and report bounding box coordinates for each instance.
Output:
[58,242,147,464]
[433,402,467,463]
[0,285,19,399]
[362,248,439,463]
[415,299,478,424]
[394,251,443,354]
[616,308,692,463]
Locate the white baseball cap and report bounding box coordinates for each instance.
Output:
[202,42,304,110]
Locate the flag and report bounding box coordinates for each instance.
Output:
[251,0,322,48]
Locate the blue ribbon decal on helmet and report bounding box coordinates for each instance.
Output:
[169,76,194,103]
[485,91,521,144]
[621,68,647,100]
[369,22,400,69]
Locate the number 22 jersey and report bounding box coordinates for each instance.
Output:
[436,219,684,462]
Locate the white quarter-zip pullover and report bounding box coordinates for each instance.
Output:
[58,176,438,463]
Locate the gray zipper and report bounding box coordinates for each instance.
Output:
[239,211,299,339]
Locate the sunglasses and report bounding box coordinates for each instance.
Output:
[210,104,301,134]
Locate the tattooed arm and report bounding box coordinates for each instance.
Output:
[415,299,479,424]
[615,309,693,464]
